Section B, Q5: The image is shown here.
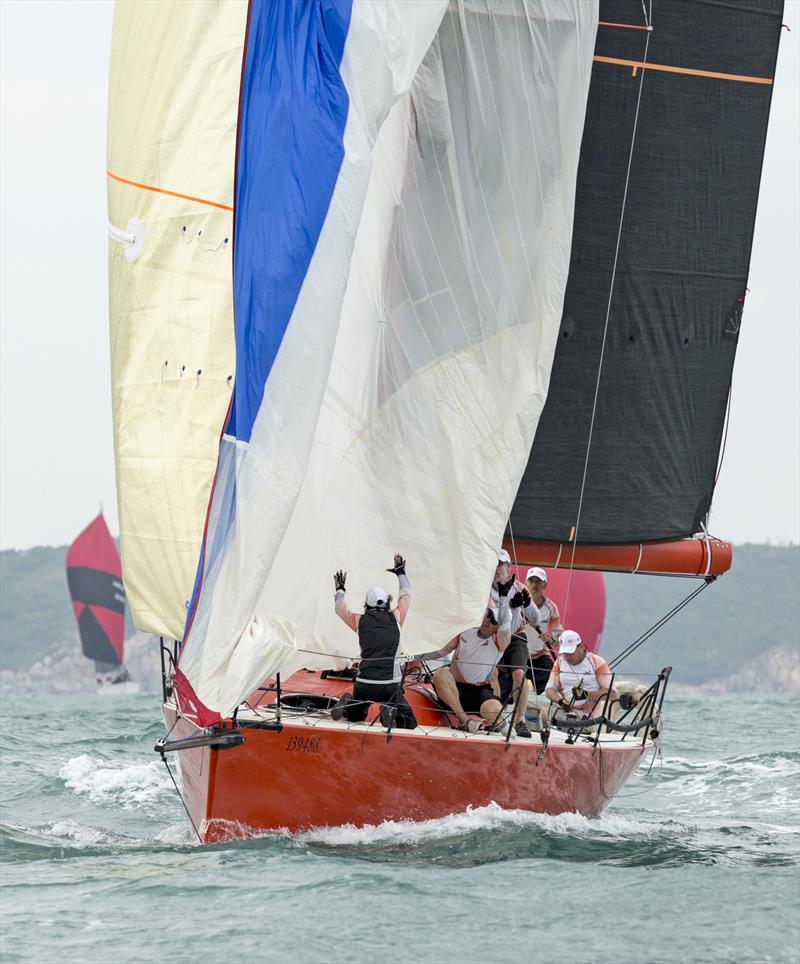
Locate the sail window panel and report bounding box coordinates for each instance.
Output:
[513,0,784,546]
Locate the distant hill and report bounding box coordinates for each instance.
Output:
[603,544,799,683]
[0,541,797,688]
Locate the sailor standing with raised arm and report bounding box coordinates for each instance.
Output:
[330,553,417,729]
[491,550,541,737]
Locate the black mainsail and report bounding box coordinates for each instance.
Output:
[511,0,784,546]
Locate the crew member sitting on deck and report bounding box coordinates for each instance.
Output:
[544,630,615,720]
[525,566,564,694]
[412,576,514,733]
[330,554,417,729]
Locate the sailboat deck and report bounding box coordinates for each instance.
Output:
[230,701,654,752]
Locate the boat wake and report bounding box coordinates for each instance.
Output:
[40,748,798,871]
[294,800,798,869]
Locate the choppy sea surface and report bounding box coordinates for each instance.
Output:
[1,691,798,963]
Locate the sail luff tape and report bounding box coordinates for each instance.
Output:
[108,218,144,262]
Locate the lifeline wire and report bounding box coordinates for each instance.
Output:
[562,1,653,623]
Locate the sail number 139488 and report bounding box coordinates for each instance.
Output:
[285,735,321,753]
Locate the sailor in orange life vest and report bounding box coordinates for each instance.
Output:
[525,566,564,695]
[330,554,418,729]
[491,550,541,738]
[544,630,615,719]
[409,575,515,734]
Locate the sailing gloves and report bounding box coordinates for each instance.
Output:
[386,553,406,576]
[334,570,347,592]
[510,587,532,609]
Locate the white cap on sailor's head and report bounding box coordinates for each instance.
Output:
[497,549,511,564]
[365,586,389,609]
[526,566,547,584]
[558,630,583,654]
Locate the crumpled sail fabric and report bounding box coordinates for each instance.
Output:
[178,0,598,724]
[107,1,598,726]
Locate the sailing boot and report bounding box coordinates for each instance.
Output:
[330,693,356,721]
[515,720,533,739]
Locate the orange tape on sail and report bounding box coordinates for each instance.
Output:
[107,170,234,212]
[593,56,773,85]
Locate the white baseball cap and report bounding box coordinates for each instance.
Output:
[497,549,511,564]
[526,566,547,584]
[365,587,388,608]
[559,630,583,654]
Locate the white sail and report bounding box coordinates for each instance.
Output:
[107,1,598,723]
[256,0,599,670]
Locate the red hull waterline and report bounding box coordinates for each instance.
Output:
[163,672,653,843]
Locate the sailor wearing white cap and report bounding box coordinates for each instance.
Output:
[544,630,614,716]
[331,554,417,729]
[524,566,564,693]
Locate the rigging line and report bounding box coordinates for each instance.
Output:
[562,3,653,625]
[160,755,203,845]
[608,578,713,669]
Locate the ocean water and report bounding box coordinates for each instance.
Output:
[1,691,798,964]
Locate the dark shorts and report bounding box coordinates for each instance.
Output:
[498,635,529,703]
[344,680,417,729]
[456,681,498,713]
[499,635,529,673]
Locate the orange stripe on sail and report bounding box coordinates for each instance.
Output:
[106,171,234,212]
[593,56,773,85]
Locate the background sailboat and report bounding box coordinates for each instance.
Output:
[66,513,137,693]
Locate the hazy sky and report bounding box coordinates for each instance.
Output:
[1,0,798,551]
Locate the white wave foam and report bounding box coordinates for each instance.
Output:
[154,822,200,846]
[47,819,118,846]
[59,754,169,807]
[298,802,665,848]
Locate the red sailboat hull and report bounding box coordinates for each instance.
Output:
[164,671,650,842]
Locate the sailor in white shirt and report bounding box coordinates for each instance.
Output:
[412,575,515,732]
[524,566,564,694]
[544,630,615,718]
